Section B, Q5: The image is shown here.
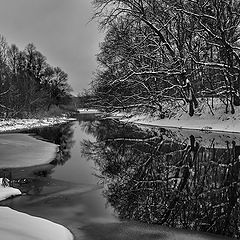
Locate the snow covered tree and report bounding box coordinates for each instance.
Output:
[91,0,240,116]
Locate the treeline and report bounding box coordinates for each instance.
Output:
[84,0,240,116]
[0,35,72,117]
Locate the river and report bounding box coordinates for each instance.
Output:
[0,114,238,239]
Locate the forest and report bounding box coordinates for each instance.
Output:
[0,35,72,118]
[83,0,240,117]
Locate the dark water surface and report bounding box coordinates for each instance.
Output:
[0,115,239,239]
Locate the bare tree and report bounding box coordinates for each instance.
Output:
[91,0,240,116]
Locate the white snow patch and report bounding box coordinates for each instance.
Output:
[0,178,21,201]
[77,108,101,114]
[0,207,73,240]
[0,117,76,133]
[0,134,58,168]
[121,99,240,133]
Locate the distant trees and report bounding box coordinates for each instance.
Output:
[90,0,240,116]
[42,66,72,110]
[0,36,72,117]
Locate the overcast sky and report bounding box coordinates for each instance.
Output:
[0,0,104,94]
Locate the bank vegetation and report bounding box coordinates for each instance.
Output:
[80,0,240,118]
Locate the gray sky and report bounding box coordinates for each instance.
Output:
[0,0,103,94]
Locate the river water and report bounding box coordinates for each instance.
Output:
[0,114,239,239]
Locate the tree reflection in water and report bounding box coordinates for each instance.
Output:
[25,122,75,166]
[81,119,240,239]
[1,123,76,195]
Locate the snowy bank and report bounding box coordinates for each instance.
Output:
[0,149,73,240]
[0,178,21,201]
[0,118,74,240]
[122,99,240,133]
[0,117,76,133]
[0,207,73,240]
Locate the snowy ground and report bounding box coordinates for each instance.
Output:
[0,117,76,133]
[0,178,21,201]
[0,178,73,240]
[121,98,240,133]
[0,207,73,240]
[0,120,75,240]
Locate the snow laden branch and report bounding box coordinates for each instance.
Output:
[110,70,182,85]
[192,58,240,71]
[89,0,240,116]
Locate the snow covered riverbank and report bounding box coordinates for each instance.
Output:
[0,178,21,201]
[0,207,73,240]
[0,117,76,133]
[0,178,73,240]
[125,113,240,133]
[0,129,75,240]
[121,99,240,133]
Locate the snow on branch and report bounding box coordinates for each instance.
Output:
[175,8,216,21]
[192,58,240,71]
[111,70,182,85]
